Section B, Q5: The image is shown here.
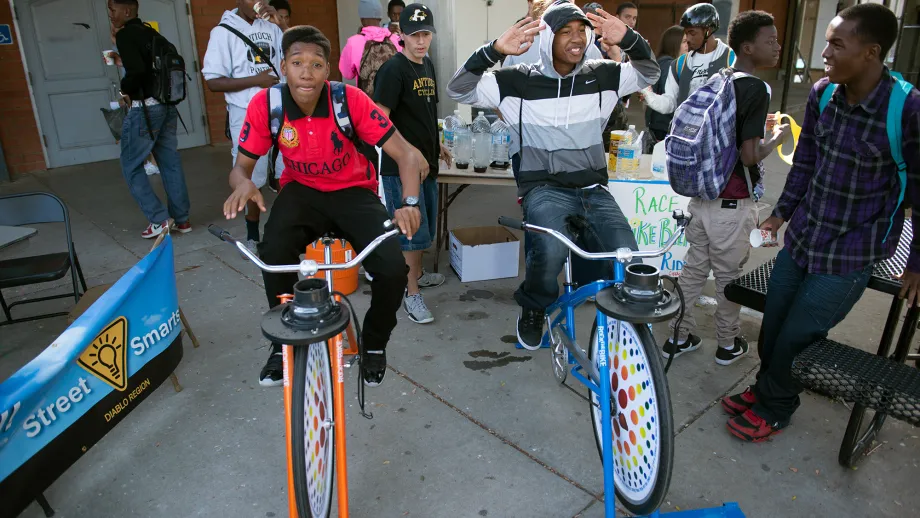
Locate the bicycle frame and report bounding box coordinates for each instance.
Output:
[544,253,625,517]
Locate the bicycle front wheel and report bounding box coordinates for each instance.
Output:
[589,317,674,515]
[292,342,335,518]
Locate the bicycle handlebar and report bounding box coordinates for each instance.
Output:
[207,221,400,277]
[498,210,693,264]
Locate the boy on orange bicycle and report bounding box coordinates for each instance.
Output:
[222,25,428,388]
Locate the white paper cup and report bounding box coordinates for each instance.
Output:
[750,228,778,248]
[103,51,116,66]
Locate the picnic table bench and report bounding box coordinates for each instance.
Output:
[724,222,920,468]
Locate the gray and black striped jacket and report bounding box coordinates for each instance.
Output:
[447,5,659,197]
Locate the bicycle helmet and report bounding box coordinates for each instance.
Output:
[680,3,720,33]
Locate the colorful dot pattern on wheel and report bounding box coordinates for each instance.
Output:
[305,343,333,516]
[594,321,660,503]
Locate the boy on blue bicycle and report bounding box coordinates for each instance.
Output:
[447,3,658,348]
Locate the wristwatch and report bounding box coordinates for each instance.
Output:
[403,196,420,208]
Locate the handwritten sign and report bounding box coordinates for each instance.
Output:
[607,180,691,276]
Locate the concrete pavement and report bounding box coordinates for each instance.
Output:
[2,140,918,518]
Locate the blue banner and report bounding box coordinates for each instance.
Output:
[0,235,184,515]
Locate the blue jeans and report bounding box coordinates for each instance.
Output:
[753,249,872,425]
[381,175,438,251]
[120,104,190,224]
[515,185,638,310]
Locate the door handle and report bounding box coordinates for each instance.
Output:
[72,22,91,29]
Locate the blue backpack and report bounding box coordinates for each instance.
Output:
[818,72,913,243]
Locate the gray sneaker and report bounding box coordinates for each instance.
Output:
[241,239,259,260]
[404,292,434,324]
[417,269,445,289]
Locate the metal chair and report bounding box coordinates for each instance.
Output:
[0,192,87,326]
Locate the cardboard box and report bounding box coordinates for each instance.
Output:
[449,226,520,282]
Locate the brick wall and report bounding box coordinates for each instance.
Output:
[190,0,342,144]
[0,2,45,179]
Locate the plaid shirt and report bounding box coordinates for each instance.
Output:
[773,73,920,275]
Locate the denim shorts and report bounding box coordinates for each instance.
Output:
[381,175,438,251]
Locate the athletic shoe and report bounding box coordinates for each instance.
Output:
[715,336,750,366]
[721,387,757,417]
[517,308,545,351]
[661,333,702,359]
[241,239,259,260]
[141,220,169,239]
[172,221,192,234]
[727,409,785,442]
[144,161,160,176]
[362,349,386,387]
[259,348,283,387]
[404,292,434,324]
[417,269,446,289]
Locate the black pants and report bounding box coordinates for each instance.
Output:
[260,182,408,350]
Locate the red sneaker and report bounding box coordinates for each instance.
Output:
[721,387,757,416]
[727,409,784,443]
[173,221,192,234]
[141,220,169,239]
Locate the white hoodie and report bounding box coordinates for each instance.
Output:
[201,9,284,109]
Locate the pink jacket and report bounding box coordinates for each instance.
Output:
[339,26,402,80]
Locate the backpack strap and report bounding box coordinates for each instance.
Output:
[267,83,285,148]
[882,74,912,243]
[818,82,837,114]
[329,81,357,143]
[675,53,687,81]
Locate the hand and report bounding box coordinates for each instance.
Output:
[254,2,277,21]
[772,123,791,143]
[586,8,629,46]
[494,17,544,56]
[253,69,280,89]
[759,215,785,244]
[637,86,652,102]
[223,180,266,219]
[439,143,452,168]
[411,146,430,181]
[393,207,421,239]
[898,271,920,307]
[118,94,130,108]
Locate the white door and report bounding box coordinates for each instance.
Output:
[16,0,207,168]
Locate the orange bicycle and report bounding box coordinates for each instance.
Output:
[209,221,399,517]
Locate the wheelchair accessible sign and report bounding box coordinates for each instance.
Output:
[0,25,13,46]
[0,236,184,517]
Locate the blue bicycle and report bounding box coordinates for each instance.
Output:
[499,212,744,518]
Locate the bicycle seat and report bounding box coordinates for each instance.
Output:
[321,230,344,240]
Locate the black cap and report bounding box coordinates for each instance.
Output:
[400,4,436,35]
[543,1,593,34]
[680,3,719,32]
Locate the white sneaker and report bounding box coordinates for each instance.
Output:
[404,292,434,324]
[417,269,446,289]
[144,161,160,176]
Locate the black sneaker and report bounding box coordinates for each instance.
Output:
[259,346,283,387]
[516,308,545,351]
[661,333,702,359]
[362,349,387,387]
[715,336,749,366]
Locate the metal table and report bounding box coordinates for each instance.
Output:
[725,221,920,467]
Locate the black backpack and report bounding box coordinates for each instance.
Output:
[145,24,187,105]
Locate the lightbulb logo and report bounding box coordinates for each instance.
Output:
[78,316,129,391]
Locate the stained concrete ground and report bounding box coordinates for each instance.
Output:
[3,91,919,518]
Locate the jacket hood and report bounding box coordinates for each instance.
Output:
[359,25,395,42]
[221,9,255,30]
[537,1,596,79]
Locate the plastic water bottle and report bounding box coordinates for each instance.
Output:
[454,125,472,169]
[490,119,511,169]
[617,125,642,178]
[443,110,465,154]
[651,140,668,180]
[471,111,492,173]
